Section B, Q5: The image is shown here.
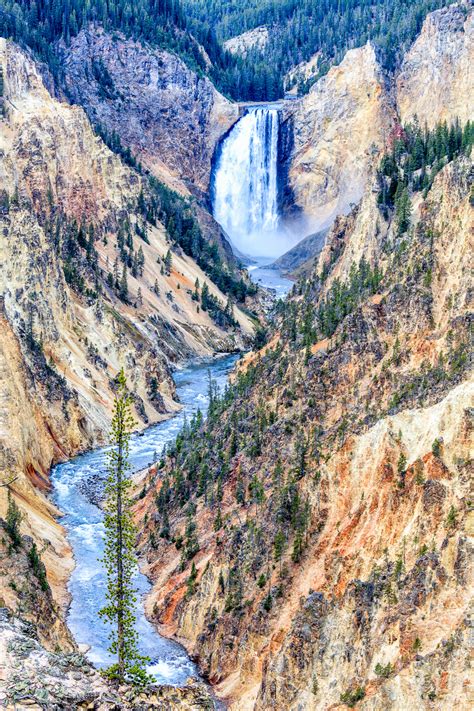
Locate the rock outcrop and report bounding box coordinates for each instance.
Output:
[397,3,474,127]
[281,43,396,237]
[284,52,321,95]
[59,26,239,193]
[224,27,270,57]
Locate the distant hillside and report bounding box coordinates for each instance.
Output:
[0,0,457,101]
[183,0,456,98]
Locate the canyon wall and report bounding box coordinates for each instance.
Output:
[282,3,473,242]
[135,6,473,707]
[59,26,239,194]
[0,3,471,709]
[138,146,473,711]
[397,3,474,127]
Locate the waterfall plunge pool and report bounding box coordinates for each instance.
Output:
[52,354,239,686]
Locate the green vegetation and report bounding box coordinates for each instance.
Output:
[186,561,198,597]
[5,491,22,550]
[445,505,457,529]
[0,0,207,82]
[340,686,366,707]
[28,542,49,592]
[315,258,382,339]
[378,119,474,222]
[374,661,394,678]
[184,0,452,99]
[0,0,454,101]
[99,369,150,686]
[139,177,256,307]
[431,438,442,457]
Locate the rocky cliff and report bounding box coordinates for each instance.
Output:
[59,26,239,194]
[223,28,270,58]
[397,3,474,127]
[136,121,473,710]
[282,2,473,244]
[0,2,472,709]
[0,609,216,709]
[281,42,396,237]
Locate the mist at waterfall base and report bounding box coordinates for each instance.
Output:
[213,107,300,260]
[52,355,237,686]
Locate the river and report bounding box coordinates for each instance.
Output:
[52,354,238,685]
[247,257,294,299]
[51,263,291,684]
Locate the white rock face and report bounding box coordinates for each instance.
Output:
[224,26,269,57]
[284,52,321,94]
[397,3,474,128]
[283,43,396,236]
[61,27,239,192]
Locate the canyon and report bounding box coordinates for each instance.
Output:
[136,5,473,710]
[0,1,472,710]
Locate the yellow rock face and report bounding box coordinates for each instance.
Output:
[397,4,474,128]
[0,37,253,624]
[284,43,396,236]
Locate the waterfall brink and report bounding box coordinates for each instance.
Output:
[213,107,282,258]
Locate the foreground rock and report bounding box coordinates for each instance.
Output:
[0,610,217,710]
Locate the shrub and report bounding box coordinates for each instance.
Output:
[340,686,366,707]
[374,662,394,678]
[445,505,457,529]
[262,593,272,612]
[28,542,49,592]
[5,491,22,550]
[431,438,442,457]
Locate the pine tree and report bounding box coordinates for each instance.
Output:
[395,185,411,235]
[201,282,210,310]
[137,245,145,276]
[99,369,149,686]
[164,249,172,276]
[6,490,22,549]
[119,263,128,302]
[274,529,285,573]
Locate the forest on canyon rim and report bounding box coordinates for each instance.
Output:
[0,0,472,710]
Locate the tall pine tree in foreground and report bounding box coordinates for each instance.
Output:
[99,369,149,686]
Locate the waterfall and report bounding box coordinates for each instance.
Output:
[212,107,282,258]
